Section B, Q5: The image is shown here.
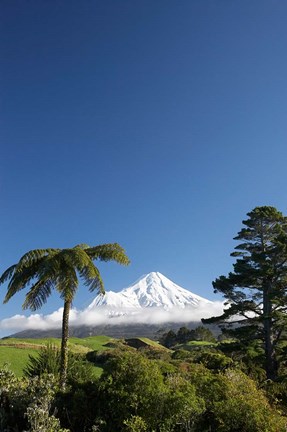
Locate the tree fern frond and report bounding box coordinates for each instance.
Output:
[0,265,17,285]
[17,249,57,270]
[60,247,91,272]
[3,257,47,303]
[80,264,104,293]
[37,253,61,282]
[56,266,78,302]
[57,247,105,293]
[22,279,53,311]
[86,243,130,265]
[59,281,78,303]
[74,244,91,250]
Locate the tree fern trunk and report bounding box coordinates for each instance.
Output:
[60,299,71,390]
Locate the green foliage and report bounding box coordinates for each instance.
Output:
[97,349,206,432]
[24,343,61,378]
[160,326,216,349]
[86,342,134,366]
[99,350,167,430]
[214,370,287,432]
[161,374,205,431]
[24,343,97,384]
[0,349,286,432]
[218,340,267,382]
[24,375,69,432]
[56,380,102,432]
[190,326,216,343]
[0,367,71,432]
[0,364,27,430]
[185,363,287,432]
[25,405,69,432]
[171,349,193,360]
[138,345,172,362]
[123,416,148,432]
[67,353,98,384]
[160,330,177,348]
[192,349,234,372]
[176,327,192,344]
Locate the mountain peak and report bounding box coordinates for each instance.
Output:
[88,272,211,311]
[130,272,164,284]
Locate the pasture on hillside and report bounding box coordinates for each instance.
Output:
[0,336,114,377]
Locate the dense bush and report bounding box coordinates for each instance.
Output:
[186,364,286,432]
[0,345,287,432]
[0,365,68,432]
[214,370,287,432]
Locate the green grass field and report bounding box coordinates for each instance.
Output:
[0,346,40,377]
[0,335,173,377]
[0,336,115,377]
[136,337,170,349]
[69,335,113,351]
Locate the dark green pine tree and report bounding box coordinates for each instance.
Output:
[203,206,287,380]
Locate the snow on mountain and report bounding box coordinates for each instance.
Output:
[3,272,223,336]
[87,272,212,312]
[87,290,137,310]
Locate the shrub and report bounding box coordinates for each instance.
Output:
[24,343,60,378]
[24,375,69,432]
[24,344,96,384]
[0,366,70,432]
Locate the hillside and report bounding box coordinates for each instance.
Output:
[0,335,167,376]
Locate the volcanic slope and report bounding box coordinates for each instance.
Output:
[87,271,211,311]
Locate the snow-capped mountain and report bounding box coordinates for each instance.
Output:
[87,272,211,311]
[7,272,223,339]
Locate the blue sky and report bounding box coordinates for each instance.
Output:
[1,0,287,329]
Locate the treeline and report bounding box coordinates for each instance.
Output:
[0,341,287,432]
[159,326,216,348]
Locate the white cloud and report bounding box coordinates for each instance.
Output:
[0,301,224,335]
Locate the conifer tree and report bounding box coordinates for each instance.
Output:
[203,206,287,380]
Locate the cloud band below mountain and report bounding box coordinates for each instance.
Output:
[0,302,224,335]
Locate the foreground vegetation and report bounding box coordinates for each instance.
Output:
[0,336,287,432]
[2,205,287,430]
